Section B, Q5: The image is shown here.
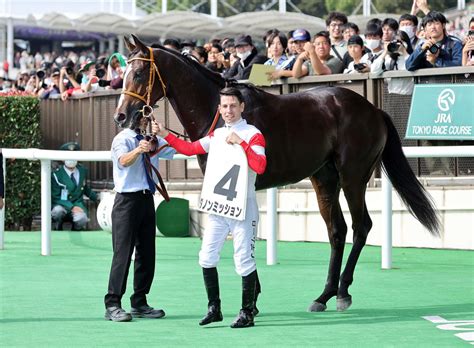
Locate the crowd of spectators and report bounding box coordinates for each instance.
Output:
[0,0,473,99]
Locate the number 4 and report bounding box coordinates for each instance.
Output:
[213,164,240,201]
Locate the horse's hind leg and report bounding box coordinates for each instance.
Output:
[337,184,373,311]
[308,162,348,312]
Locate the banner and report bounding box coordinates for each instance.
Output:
[405,84,474,140]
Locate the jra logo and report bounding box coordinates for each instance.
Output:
[423,315,474,344]
[437,89,456,112]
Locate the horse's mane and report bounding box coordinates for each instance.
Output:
[130,44,269,95]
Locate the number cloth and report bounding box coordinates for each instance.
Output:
[165,118,267,276]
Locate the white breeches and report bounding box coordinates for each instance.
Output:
[199,199,259,276]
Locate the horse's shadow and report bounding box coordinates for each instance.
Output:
[254,302,473,328]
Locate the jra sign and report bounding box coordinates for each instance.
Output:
[405,84,474,140]
[198,134,248,221]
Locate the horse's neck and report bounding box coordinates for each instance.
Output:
[166,66,222,141]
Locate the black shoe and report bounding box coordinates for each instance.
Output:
[230,309,254,328]
[253,306,259,317]
[130,305,165,319]
[104,306,132,322]
[199,304,223,326]
[71,223,82,231]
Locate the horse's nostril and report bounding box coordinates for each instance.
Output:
[115,113,126,122]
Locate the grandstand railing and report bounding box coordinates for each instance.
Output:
[39,67,474,183]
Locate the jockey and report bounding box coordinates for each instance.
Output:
[156,86,267,329]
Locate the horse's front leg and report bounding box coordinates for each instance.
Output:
[308,169,347,312]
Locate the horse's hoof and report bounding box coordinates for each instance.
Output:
[308,301,327,312]
[336,296,352,311]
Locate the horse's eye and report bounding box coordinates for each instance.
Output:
[134,69,143,80]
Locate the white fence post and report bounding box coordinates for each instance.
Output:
[266,187,277,265]
[381,171,393,269]
[40,159,52,256]
[0,154,5,250]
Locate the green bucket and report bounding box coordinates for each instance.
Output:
[155,198,190,237]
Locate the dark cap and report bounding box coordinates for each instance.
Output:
[59,142,81,151]
[234,34,253,47]
[51,68,60,77]
[347,34,364,47]
[292,29,311,41]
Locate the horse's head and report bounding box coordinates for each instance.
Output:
[114,35,166,129]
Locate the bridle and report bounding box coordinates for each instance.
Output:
[121,45,220,138]
[122,46,167,119]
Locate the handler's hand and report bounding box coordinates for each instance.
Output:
[155,122,169,138]
[137,140,152,153]
[226,132,243,145]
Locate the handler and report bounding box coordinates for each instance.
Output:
[104,114,175,322]
[156,86,267,328]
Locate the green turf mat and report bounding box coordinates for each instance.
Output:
[0,231,473,347]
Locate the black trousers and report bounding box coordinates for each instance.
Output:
[104,191,156,309]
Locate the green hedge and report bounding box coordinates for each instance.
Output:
[0,95,41,230]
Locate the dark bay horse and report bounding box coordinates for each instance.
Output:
[114,35,440,312]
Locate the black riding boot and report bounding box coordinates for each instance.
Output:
[231,270,256,328]
[253,270,261,316]
[199,267,223,326]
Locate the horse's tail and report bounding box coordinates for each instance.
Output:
[381,112,440,235]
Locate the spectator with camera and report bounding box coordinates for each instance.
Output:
[38,68,62,99]
[206,43,228,74]
[293,31,343,78]
[406,11,463,70]
[462,17,474,66]
[59,60,81,101]
[343,35,371,73]
[371,31,414,94]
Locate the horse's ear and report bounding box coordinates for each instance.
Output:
[124,35,136,52]
[131,34,148,54]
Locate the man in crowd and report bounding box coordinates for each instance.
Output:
[326,11,348,62]
[224,34,267,80]
[399,14,420,47]
[406,11,463,70]
[293,31,343,78]
[51,142,98,231]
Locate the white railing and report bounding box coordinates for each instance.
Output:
[1,147,473,269]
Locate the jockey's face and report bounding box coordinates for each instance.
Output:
[219,95,244,125]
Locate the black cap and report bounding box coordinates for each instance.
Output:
[59,142,81,151]
[234,34,253,47]
[347,35,364,47]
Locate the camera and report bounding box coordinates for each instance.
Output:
[98,79,111,87]
[428,43,441,54]
[66,67,74,75]
[36,70,46,79]
[223,51,231,60]
[469,30,474,36]
[387,41,400,53]
[353,63,366,72]
[96,68,106,79]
